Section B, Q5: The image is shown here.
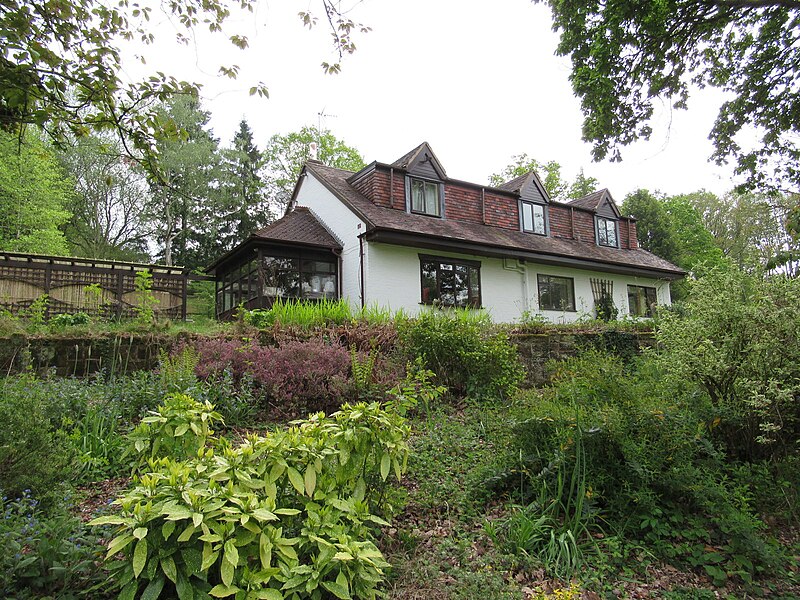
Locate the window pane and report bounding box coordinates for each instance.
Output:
[420,258,480,308]
[522,202,533,231]
[533,204,545,234]
[627,285,657,317]
[425,182,440,216]
[538,275,575,311]
[421,261,439,304]
[598,218,617,247]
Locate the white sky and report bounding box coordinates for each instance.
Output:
[120,0,741,200]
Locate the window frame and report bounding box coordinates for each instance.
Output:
[596,216,619,248]
[419,254,481,309]
[520,200,548,236]
[627,284,657,317]
[537,274,576,312]
[407,176,444,218]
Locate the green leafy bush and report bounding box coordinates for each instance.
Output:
[0,491,107,599]
[656,269,800,461]
[0,376,75,504]
[398,309,523,399]
[490,350,782,583]
[94,394,412,599]
[49,312,91,328]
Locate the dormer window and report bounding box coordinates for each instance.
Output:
[521,201,546,235]
[597,217,618,247]
[409,177,442,217]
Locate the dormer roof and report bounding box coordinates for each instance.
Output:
[391,142,447,180]
[569,189,621,218]
[496,171,551,204]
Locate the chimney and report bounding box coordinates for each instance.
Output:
[309,142,319,162]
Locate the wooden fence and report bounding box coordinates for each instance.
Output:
[0,251,193,320]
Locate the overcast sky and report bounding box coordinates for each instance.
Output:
[121,0,741,200]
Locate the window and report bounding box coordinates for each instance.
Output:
[597,217,618,247]
[410,178,441,217]
[627,285,657,317]
[521,201,546,235]
[537,274,576,311]
[420,255,480,308]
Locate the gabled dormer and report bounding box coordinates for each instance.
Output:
[496,171,551,236]
[393,142,447,218]
[570,189,622,248]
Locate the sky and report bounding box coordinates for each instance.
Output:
[120,0,741,200]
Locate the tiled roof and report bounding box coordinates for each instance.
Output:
[254,206,342,249]
[305,163,684,277]
[569,189,607,211]
[495,172,530,193]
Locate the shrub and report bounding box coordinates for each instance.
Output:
[188,337,352,415]
[398,309,524,399]
[0,376,75,504]
[656,269,800,461]
[49,312,91,328]
[491,350,782,583]
[0,491,107,599]
[93,394,412,600]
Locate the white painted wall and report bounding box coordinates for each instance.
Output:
[294,178,674,322]
[365,242,673,323]
[294,172,366,311]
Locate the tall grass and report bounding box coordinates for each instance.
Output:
[245,299,409,329]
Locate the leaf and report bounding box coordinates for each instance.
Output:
[120,581,138,600]
[380,452,390,481]
[252,590,283,600]
[141,575,165,600]
[176,572,194,600]
[304,464,317,496]
[220,555,235,587]
[161,556,178,583]
[89,515,126,526]
[106,533,135,559]
[209,583,241,597]
[162,520,177,540]
[134,527,148,540]
[321,581,351,599]
[252,508,278,522]
[259,533,273,569]
[273,508,301,516]
[224,539,239,566]
[133,538,148,578]
[287,466,305,495]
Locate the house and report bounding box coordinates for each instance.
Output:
[207,143,684,322]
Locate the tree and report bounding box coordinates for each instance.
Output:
[262,126,365,207]
[537,1,800,192]
[0,129,72,255]
[146,96,222,268]
[683,190,798,275]
[622,189,729,300]
[217,119,272,247]
[621,190,681,265]
[0,0,365,178]
[489,154,598,201]
[59,133,152,261]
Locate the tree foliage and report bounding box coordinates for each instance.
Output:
[0,0,365,178]
[262,126,365,207]
[0,129,72,255]
[59,133,152,261]
[489,154,598,202]
[538,0,800,192]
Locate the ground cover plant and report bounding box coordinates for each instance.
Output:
[92,383,419,599]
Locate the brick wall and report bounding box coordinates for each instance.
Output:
[483,192,519,229]
[352,169,406,210]
[549,205,573,239]
[572,210,597,244]
[443,185,484,224]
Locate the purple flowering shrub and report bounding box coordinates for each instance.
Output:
[183,337,352,415]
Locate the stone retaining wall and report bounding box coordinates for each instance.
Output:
[0,330,657,385]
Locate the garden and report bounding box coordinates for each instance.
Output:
[1,269,798,599]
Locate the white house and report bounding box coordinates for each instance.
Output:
[207,143,684,323]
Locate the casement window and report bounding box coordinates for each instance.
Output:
[597,217,618,247]
[409,177,442,217]
[537,274,576,311]
[521,201,547,235]
[419,255,481,308]
[627,285,657,317]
